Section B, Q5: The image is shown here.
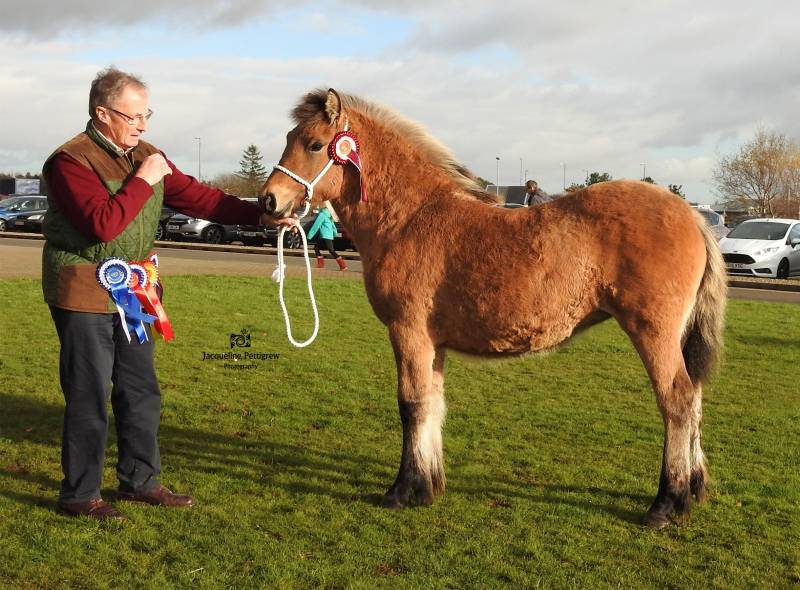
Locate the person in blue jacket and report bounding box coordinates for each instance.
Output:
[307,203,347,270]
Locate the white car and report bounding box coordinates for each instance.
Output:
[719,218,800,279]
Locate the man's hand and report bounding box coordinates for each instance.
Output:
[135,154,173,186]
[260,213,299,231]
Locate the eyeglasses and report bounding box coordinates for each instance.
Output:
[104,106,154,125]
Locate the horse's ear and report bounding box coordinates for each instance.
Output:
[325,89,342,125]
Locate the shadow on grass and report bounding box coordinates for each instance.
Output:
[0,391,651,524]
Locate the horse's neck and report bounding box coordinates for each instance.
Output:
[332,120,448,262]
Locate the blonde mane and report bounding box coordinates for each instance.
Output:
[292,89,496,203]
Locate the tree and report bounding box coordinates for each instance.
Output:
[668,184,685,198]
[236,144,268,197]
[207,172,250,196]
[566,182,585,192]
[641,176,656,184]
[475,176,493,189]
[586,171,612,185]
[713,128,800,217]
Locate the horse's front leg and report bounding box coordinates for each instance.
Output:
[382,329,446,508]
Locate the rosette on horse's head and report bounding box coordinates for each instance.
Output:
[261,88,367,220]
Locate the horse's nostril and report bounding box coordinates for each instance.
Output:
[261,193,277,215]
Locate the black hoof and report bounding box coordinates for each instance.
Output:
[381,491,409,509]
[643,511,672,529]
[380,476,435,509]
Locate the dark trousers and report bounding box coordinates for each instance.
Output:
[314,238,338,259]
[50,307,162,502]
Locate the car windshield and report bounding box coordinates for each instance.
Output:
[727,221,790,240]
[696,210,720,225]
[0,196,28,208]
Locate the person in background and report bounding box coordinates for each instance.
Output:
[523,180,551,206]
[41,66,296,521]
[307,202,347,270]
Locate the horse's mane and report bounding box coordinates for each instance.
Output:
[292,89,497,204]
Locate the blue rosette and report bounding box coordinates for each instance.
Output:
[96,257,156,343]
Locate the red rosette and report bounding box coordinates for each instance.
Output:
[328,131,368,202]
[131,259,174,341]
[329,131,359,164]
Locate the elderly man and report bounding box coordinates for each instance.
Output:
[522,180,551,206]
[42,66,294,521]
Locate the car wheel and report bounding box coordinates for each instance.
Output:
[203,225,224,244]
[283,232,303,249]
[155,223,165,241]
[777,259,790,279]
[0,219,6,232]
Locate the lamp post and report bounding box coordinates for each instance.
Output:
[194,137,202,182]
[495,156,501,195]
[582,169,589,185]
[640,162,647,180]
[519,157,523,185]
[560,162,566,191]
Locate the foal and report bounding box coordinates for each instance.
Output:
[262,89,726,528]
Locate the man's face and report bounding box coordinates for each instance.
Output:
[94,84,150,150]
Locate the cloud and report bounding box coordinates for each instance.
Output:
[0,0,294,36]
[1,1,798,205]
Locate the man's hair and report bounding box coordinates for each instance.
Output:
[89,66,147,119]
[525,180,538,189]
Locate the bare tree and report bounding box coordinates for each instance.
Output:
[713,128,800,217]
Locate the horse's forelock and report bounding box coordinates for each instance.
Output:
[290,88,497,203]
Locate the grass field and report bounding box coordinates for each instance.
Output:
[0,275,798,589]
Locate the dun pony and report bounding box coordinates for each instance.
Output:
[262,89,726,528]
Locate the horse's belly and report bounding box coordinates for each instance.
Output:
[444,318,577,356]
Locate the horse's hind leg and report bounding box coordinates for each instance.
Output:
[382,329,446,509]
[690,388,709,503]
[629,329,696,528]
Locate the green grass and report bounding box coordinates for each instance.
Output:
[0,275,798,589]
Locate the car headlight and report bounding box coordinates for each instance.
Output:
[753,246,780,257]
[28,214,44,221]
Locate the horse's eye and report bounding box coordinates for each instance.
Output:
[309,141,324,152]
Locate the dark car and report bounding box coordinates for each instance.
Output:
[0,196,49,232]
[155,207,176,241]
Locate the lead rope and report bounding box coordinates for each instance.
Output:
[271,201,319,348]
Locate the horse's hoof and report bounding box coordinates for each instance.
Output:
[381,491,409,509]
[643,511,672,529]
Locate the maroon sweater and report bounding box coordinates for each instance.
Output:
[48,152,262,242]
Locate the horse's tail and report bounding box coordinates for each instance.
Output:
[682,216,727,386]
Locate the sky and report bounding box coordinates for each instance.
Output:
[2,0,799,204]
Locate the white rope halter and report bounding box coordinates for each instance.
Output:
[269,120,354,348]
[271,203,319,348]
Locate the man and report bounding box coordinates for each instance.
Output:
[523,180,551,206]
[42,67,295,521]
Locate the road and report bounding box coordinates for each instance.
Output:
[0,236,362,280]
[1,236,799,304]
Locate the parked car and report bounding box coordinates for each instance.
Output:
[165,214,239,244]
[155,207,176,241]
[692,205,729,240]
[0,196,49,232]
[719,218,800,279]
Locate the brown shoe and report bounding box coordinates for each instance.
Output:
[118,484,193,508]
[58,498,127,521]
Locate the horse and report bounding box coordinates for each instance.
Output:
[261,88,727,528]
